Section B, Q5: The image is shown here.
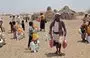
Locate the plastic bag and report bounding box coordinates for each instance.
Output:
[49,39,54,48]
[62,39,67,49]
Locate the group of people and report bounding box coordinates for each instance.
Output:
[9,13,67,55]
[9,15,40,52]
[9,15,25,40]
[80,14,90,43]
[0,12,67,56]
[0,12,90,56]
[28,13,47,52]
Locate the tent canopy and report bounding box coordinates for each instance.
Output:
[59,6,76,14]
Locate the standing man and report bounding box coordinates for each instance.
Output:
[12,15,16,22]
[16,15,21,25]
[49,13,67,55]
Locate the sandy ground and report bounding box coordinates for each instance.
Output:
[0,16,90,58]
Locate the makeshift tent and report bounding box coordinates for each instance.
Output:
[45,6,54,21]
[59,6,76,19]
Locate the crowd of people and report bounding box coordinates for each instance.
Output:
[2,12,90,56]
[9,16,25,40]
[0,12,68,56]
[0,12,90,57]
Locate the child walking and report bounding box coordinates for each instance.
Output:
[28,21,34,48]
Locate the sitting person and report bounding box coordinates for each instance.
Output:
[0,32,5,47]
[0,18,4,32]
[86,21,90,43]
[30,32,40,53]
[16,27,25,40]
[80,21,87,42]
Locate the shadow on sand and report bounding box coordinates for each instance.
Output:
[24,48,32,53]
[24,49,31,53]
[77,40,88,44]
[24,50,31,53]
[45,52,65,57]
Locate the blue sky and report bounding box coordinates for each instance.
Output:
[0,0,90,13]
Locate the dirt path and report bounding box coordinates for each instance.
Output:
[0,16,90,58]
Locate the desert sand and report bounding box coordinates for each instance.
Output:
[0,16,90,58]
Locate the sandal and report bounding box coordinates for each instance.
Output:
[59,52,65,56]
[55,51,58,54]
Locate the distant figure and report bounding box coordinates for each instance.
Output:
[40,13,46,31]
[28,21,34,48]
[24,16,29,23]
[49,13,67,55]
[9,21,13,33]
[21,20,25,31]
[82,14,89,22]
[0,18,4,32]
[12,21,17,39]
[16,15,21,25]
[17,27,24,40]
[10,16,12,21]
[12,16,16,22]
